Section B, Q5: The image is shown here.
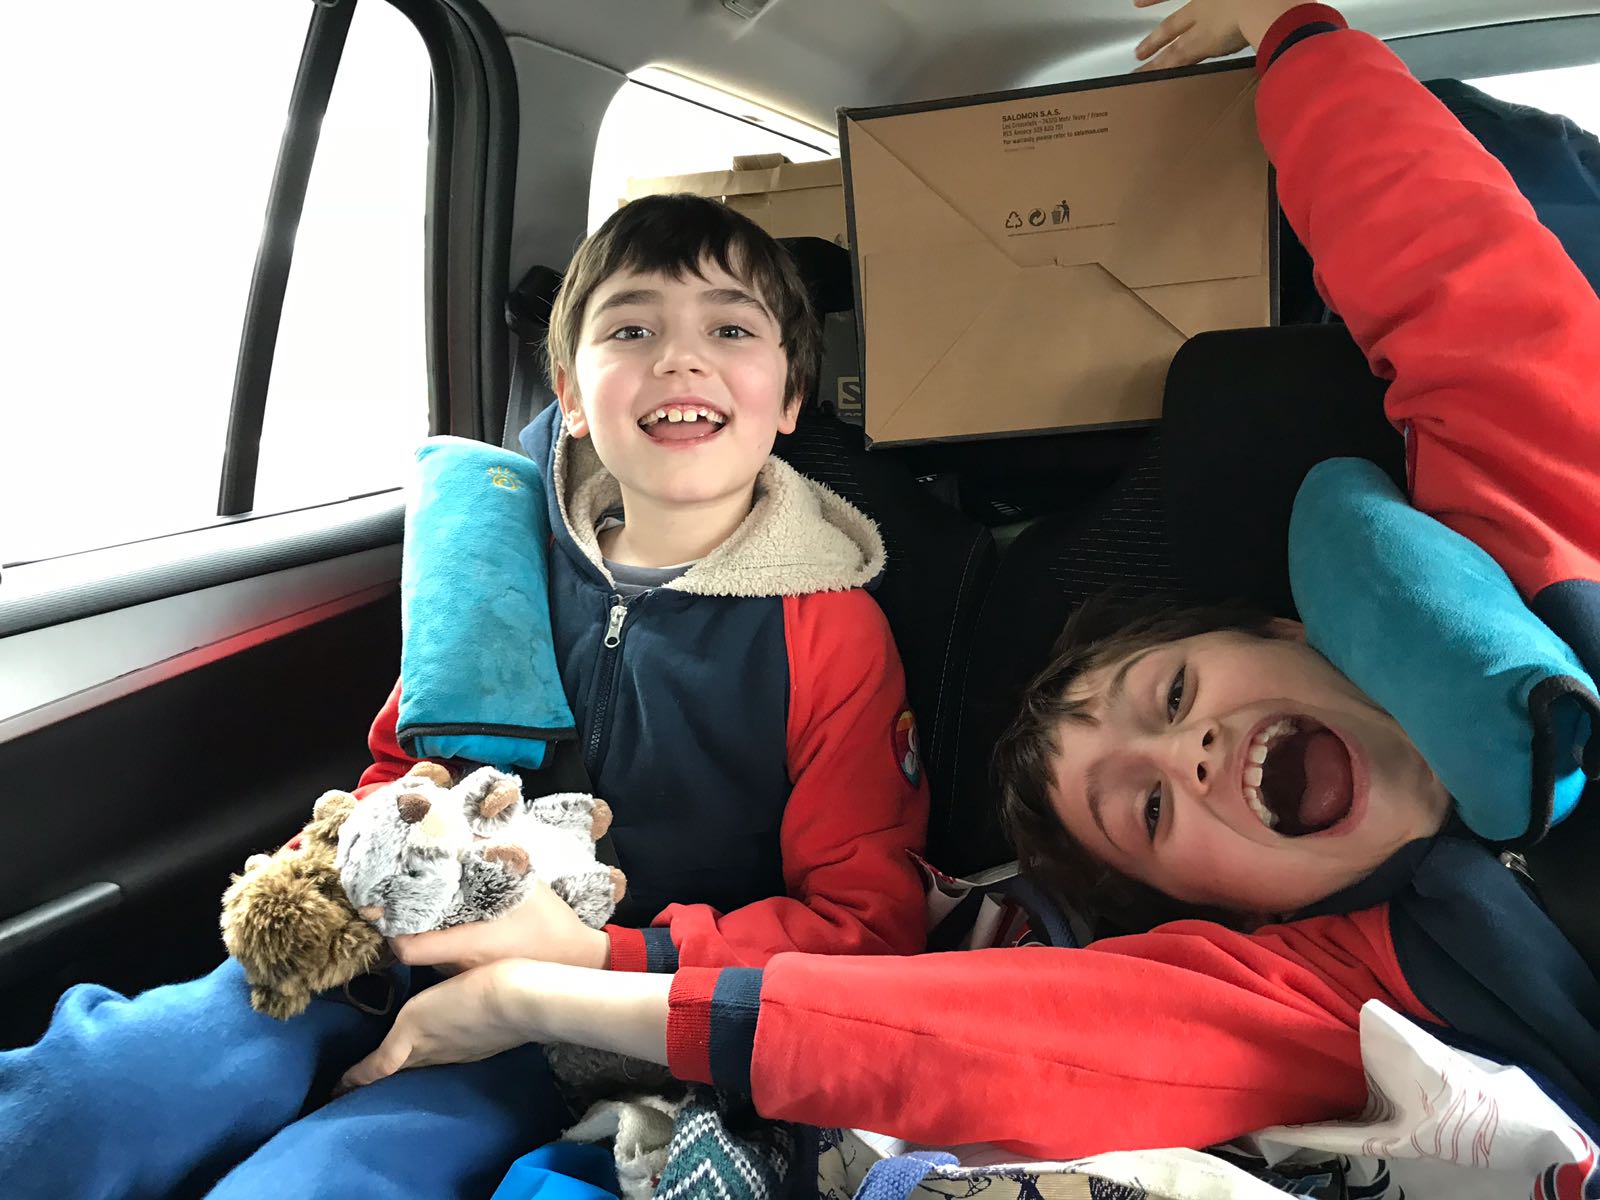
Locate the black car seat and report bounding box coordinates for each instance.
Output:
[945,429,1195,875]
[775,411,997,868]
[501,264,563,450]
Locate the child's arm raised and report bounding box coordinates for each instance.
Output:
[609,590,930,971]
[1254,7,1600,667]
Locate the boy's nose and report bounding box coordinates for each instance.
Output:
[1180,724,1223,797]
[653,337,709,375]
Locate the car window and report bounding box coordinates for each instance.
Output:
[2,1,429,567]
[1469,63,1600,133]
[587,68,837,235]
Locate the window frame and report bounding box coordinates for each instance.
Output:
[219,0,521,517]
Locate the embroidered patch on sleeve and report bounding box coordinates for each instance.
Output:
[893,709,922,786]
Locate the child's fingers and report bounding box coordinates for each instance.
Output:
[1131,0,1173,8]
[1134,36,1185,71]
[339,1032,412,1090]
[1135,9,1195,60]
[391,925,484,968]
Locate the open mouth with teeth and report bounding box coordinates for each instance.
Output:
[638,403,727,442]
[1242,716,1356,837]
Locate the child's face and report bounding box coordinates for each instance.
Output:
[556,258,796,512]
[1048,625,1451,919]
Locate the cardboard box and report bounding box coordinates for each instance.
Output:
[623,153,847,246]
[841,61,1276,445]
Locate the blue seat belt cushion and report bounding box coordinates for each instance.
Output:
[1288,457,1599,845]
[398,436,577,770]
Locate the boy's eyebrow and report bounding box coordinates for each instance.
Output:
[591,288,660,316]
[701,286,772,318]
[589,286,773,320]
[1085,760,1116,849]
[1106,648,1156,711]
[1080,648,1159,854]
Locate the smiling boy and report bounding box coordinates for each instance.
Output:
[339,0,1600,1163]
[0,194,929,1200]
[362,194,932,971]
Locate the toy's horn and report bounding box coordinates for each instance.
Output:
[357,905,385,923]
[397,792,431,824]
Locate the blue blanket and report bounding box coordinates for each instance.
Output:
[1289,457,1598,844]
[397,437,576,771]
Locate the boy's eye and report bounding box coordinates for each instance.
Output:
[712,324,753,339]
[1165,665,1187,722]
[608,325,651,341]
[1143,786,1162,841]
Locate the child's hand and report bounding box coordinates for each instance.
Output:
[1132,0,1301,72]
[339,960,539,1087]
[339,959,672,1091]
[389,880,611,973]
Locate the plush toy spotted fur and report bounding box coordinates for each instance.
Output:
[334,765,625,938]
[220,761,624,1026]
[217,761,447,1019]
[332,765,654,1103]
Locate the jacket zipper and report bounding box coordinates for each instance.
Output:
[586,593,630,774]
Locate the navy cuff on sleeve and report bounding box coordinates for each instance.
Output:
[642,927,681,973]
[707,967,763,1096]
[1269,21,1340,67]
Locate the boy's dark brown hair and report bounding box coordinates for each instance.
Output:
[994,590,1281,934]
[547,193,821,409]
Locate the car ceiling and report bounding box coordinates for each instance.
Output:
[486,0,1600,282]
[485,0,1600,132]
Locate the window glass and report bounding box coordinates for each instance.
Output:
[255,1,431,516]
[1,1,429,566]
[588,69,837,235]
[1469,63,1600,133]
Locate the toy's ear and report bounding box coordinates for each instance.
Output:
[312,789,358,825]
[405,761,453,787]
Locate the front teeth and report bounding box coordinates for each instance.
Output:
[641,407,726,427]
[1244,787,1277,829]
[1242,717,1297,831]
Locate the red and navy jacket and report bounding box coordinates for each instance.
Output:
[661,8,1600,1159]
[359,400,929,973]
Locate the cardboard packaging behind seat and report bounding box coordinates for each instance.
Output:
[841,60,1276,446]
[623,153,847,245]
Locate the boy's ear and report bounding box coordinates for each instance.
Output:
[1267,617,1306,642]
[553,370,589,439]
[776,392,802,437]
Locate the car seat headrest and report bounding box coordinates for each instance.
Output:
[1160,324,1404,618]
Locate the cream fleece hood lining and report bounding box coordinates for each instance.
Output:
[551,429,885,599]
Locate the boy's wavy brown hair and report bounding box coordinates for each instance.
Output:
[994,590,1281,934]
[547,193,821,410]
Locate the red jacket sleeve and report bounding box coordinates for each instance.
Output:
[356,678,420,797]
[1258,22,1600,605]
[630,590,930,970]
[669,908,1437,1159]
